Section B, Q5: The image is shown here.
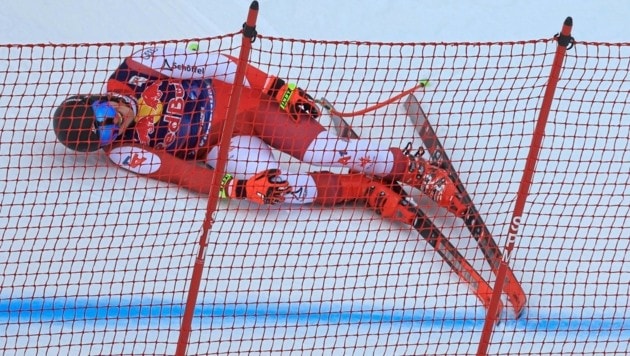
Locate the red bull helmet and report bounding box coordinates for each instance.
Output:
[52,95,122,152]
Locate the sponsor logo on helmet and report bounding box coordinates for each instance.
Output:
[65,97,86,104]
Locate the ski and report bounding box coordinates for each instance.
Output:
[385,181,501,317]
[318,98,361,140]
[318,98,502,318]
[403,94,526,318]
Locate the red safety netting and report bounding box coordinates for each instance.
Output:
[1,13,628,356]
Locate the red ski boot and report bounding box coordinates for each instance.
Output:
[310,171,418,224]
[392,143,468,216]
[339,173,419,225]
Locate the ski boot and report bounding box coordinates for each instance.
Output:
[393,143,468,217]
[310,172,417,225]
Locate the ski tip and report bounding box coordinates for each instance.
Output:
[513,305,527,320]
[506,290,527,319]
[317,97,333,110]
[480,293,504,326]
[495,303,505,326]
[484,300,505,326]
[404,92,418,107]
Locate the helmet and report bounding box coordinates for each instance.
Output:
[52,95,121,152]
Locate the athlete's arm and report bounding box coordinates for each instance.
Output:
[125,46,270,91]
[123,45,320,120]
[104,142,290,204]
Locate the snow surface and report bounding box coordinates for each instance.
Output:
[1,1,629,355]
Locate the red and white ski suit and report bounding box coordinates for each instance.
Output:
[103,45,410,205]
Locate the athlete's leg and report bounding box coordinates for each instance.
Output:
[249,100,466,215]
[301,133,467,215]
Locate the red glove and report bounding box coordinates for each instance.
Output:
[264,76,320,121]
[221,169,292,205]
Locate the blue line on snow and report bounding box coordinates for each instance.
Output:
[0,297,627,340]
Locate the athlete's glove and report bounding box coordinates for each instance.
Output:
[220,169,292,205]
[264,76,320,121]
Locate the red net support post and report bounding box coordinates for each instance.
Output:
[175,2,260,355]
[476,17,575,356]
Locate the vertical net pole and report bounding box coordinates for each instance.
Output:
[175,2,259,355]
[476,16,574,356]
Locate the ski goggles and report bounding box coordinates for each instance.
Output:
[92,100,121,146]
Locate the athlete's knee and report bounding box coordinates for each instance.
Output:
[206,135,278,180]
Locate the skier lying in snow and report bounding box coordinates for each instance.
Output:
[52,45,467,219]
